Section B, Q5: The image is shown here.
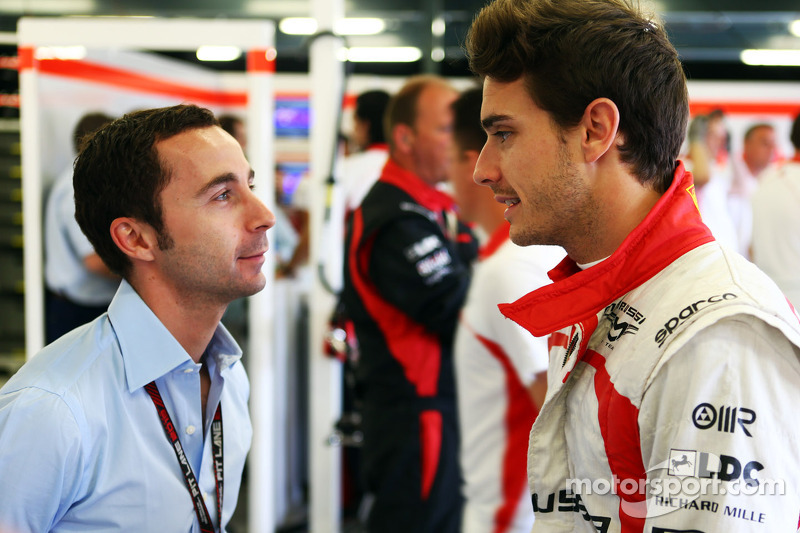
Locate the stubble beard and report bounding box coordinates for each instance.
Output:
[510,142,598,251]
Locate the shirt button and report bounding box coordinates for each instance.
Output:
[186,425,196,435]
[183,368,194,373]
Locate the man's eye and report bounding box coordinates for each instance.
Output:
[493,131,511,142]
[215,191,230,201]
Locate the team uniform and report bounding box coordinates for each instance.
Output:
[500,163,800,531]
[455,225,562,533]
[343,158,478,533]
[751,157,800,309]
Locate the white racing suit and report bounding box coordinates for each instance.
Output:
[501,163,800,532]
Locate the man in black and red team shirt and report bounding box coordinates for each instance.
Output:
[342,75,478,533]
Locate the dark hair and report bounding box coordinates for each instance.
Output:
[466,0,689,193]
[73,104,219,277]
[452,87,487,153]
[355,90,391,144]
[791,114,800,151]
[384,75,451,150]
[72,112,115,152]
[217,114,242,137]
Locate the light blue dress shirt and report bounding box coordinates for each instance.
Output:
[0,280,252,532]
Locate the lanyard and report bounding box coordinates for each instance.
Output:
[145,381,224,533]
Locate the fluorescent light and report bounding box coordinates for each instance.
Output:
[35,46,86,60]
[431,17,446,37]
[280,17,317,35]
[279,17,386,36]
[342,47,422,63]
[740,49,800,66]
[431,47,445,62]
[335,18,385,35]
[790,20,800,38]
[0,0,96,13]
[196,46,242,62]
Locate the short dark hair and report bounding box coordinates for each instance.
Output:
[791,114,800,151]
[73,104,219,277]
[217,114,243,138]
[466,0,689,193]
[452,87,486,153]
[355,90,391,144]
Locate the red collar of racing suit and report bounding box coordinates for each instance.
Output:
[499,162,715,337]
[479,223,510,261]
[378,158,457,213]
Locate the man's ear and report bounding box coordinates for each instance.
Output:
[392,123,415,153]
[109,217,157,263]
[580,97,620,164]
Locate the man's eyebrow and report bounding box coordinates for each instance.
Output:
[481,114,512,132]
[195,169,255,198]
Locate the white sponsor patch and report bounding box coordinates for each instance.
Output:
[405,235,443,261]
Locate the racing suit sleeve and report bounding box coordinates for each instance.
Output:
[638,315,800,532]
[368,214,476,339]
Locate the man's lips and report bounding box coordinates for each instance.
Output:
[494,194,521,207]
[239,243,268,261]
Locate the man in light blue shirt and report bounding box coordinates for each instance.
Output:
[0,105,276,532]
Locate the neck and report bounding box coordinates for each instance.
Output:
[568,168,662,265]
[390,152,438,187]
[128,272,225,363]
[745,159,764,177]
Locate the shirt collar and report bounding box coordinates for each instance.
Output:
[108,280,243,393]
[379,158,456,213]
[500,162,715,337]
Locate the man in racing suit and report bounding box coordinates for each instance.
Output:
[466,0,800,530]
[342,75,478,533]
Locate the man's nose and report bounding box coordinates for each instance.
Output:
[473,146,498,186]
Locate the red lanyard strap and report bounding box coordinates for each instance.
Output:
[145,381,224,533]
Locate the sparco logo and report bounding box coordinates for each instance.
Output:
[693,403,756,437]
[654,293,738,347]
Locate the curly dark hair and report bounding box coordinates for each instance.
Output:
[466,0,688,193]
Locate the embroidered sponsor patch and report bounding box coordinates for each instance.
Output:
[404,235,443,261]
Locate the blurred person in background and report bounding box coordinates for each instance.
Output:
[729,122,777,258]
[341,89,391,213]
[684,111,738,251]
[342,75,478,533]
[44,111,119,343]
[751,113,800,308]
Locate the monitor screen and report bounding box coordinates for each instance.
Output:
[274,98,310,138]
